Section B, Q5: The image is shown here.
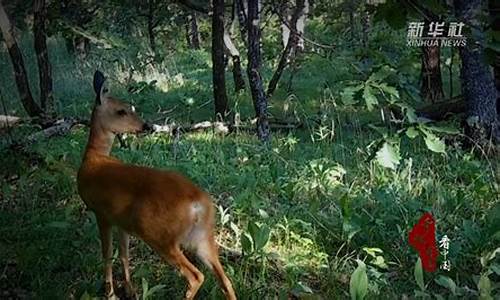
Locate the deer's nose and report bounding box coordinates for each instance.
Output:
[142,123,153,133]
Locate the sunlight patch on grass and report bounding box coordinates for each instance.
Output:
[271,227,329,272]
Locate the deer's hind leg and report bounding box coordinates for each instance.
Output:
[161,246,205,300]
[196,234,236,300]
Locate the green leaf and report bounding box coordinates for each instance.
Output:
[343,220,361,243]
[404,105,418,123]
[375,142,401,170]
[141,278,149,300]
[423,132,446,154]
[406,127,419,139]
[434,275,457,296]
[481,248,500,267]
[486,203,500,239]
[291,282,314,296]
[241,232,254,254]
[363,85,379,111]
[377,83,399,100]
[414,258,425,291]
[368,67,392,83]
[478,274,492,300]
[350,260,368,300]
[371,256,388,269]
[79,291,93,300]
[341,85,363,105]
[426,125,460,135]
[145,284,166,299]
[362,248,387,269]
[248,222,270,252]
[258,209,269,219]
[490,264,500,276]
[362,247,383,257]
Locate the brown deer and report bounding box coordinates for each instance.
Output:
[77,70,236,300]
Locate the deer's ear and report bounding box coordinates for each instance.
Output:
[93,70,108,105]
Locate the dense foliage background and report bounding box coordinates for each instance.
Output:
[0,0,499,299]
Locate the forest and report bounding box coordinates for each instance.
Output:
[0,0,499,299]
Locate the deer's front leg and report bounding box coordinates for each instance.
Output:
[96,216,115,299]
[119,230,136,299]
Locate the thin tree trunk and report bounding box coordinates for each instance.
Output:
[267,0,305,98]
[280,0,290,48]
[225,3,245,92]
[247,0,270,142]
[296,0,309,52]
[34,0,54,116]
[349,4,355,41]
[361,5,371,48]
[235,0,247,40]
[488,0,500,115]
[186,12,201,49]
[455,0,500,143]
[420,45,444,103]
[212,0,229,119]
[185,14,192,48]
[147,0,156,52]
[191,12,201,49]
[0,0,43,118]
[224,30,245,92]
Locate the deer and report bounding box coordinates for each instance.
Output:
[77,70,236,300]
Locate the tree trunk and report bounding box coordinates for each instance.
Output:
[348,3,355,41]
[34,0,54,117]
[186,12,201,49]
[224,4,245,92]
[185,15,192,48]
[74,36,89,58]
[0,0,43,118]
[247,0,270,142]
[212,0,229,119]
[235,0,247,40]
[296,0,309,52]
[488,0,500,116]
[267,0,305,98]
[224,30,245,92]
[147,0,156,52]
[420,45,444,103]
[361,5,371,48]
[455,0,500,143]
[280,0,291,48]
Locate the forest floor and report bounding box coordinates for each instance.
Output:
[0,36,499,299]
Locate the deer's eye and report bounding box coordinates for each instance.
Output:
[117,109,127,116]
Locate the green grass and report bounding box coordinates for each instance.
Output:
[1,32,499,299]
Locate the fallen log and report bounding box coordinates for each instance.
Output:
[416,96,465,120]
[152,119,303,135]
[6,117,302,151]
[0,115,21,129]
[24,118,82,146]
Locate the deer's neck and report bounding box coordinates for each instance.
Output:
[83,113,115,158]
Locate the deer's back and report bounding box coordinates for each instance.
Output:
[77,157,212,238]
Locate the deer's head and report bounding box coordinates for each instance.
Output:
[91,70,150,135]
